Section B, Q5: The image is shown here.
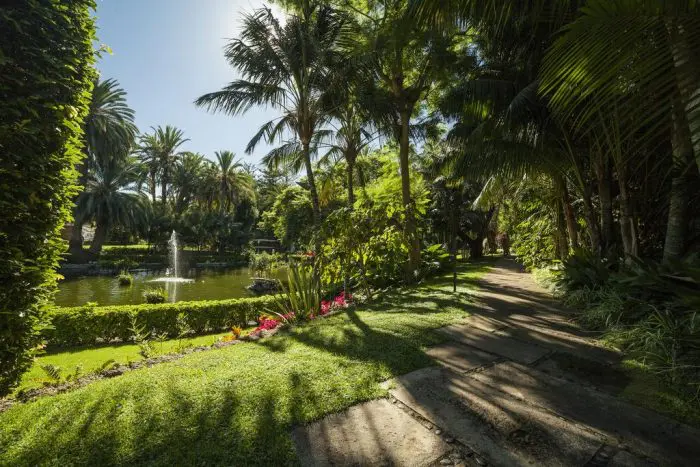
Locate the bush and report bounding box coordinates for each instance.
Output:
[117,271,134,286]
[43,296,279,347]
[0,0,97,396]
[555,248,617,291]
[249,251,283,278]
[143,287,168,304]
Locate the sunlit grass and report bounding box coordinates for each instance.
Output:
[0,262,490,466]
[18,332,233,393]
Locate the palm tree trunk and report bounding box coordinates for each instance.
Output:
[615,157,638,258]
[89,221,109,255]
[554,174,578,249]
[346,156,355,208]
[595,157,614,251]
[581,183,601,254]
[150,172,157,204]
[555,198,569,260]
[161,173,168,207]
[302,141,320,223]
[664,101,693,263]
[399,109,420,272]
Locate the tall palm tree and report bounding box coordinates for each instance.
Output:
[345,0,455,272]
[213,150,255,213]
[195,2,346,228]
[75,156,150,255]
[320,101,374,207]
[138,125,189,207]
[70,78,137,257]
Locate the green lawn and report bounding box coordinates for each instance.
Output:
[18,332,234,393]
[0,262,490,466]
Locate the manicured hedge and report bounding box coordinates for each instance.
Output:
[44,296,278,347]
[0,0,97,395]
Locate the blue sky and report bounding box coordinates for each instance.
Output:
[95,0,281,165]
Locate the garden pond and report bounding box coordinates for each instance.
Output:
[54,267,286,307]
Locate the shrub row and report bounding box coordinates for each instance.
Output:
[44,296,278,347]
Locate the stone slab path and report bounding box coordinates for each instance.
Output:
[293,259,700,466]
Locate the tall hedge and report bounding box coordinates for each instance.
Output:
[0,0,97,396]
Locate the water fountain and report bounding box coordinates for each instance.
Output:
[151,231,194,285]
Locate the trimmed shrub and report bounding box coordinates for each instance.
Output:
[0,1,97,396]
[43,296,278,347]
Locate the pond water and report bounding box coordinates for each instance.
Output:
[54,267,286,307]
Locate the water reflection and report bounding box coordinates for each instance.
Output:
[55,267,286,307]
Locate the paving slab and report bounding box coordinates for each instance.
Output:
[438,324,549,364]
[389,367,605,467]
[462,314,509,332]
[292,398,451,466]
[494,324,621,365]
[425,342,499,373]
[469,361,700,466]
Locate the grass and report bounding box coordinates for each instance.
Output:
[620,360,700,428]
[18,332,233,393]
[0,262,490,466]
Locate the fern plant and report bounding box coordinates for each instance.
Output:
[40,364,63,383]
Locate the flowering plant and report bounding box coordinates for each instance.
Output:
[320,291,352,316]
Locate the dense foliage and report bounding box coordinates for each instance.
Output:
[0,0,97,396]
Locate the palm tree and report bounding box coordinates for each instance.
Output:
[539,0,700,263]
[70,78,137,257]
[75,156,150,255]
[345,0,455,272]
[172,152,206,212]
[138,125,189,207]
[195,2,346,228]
[320,98,374,207]
[213,150,255,213]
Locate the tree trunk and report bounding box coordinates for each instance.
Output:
[302,141,320,223]
[161,172,168,207]
[615,156,638,258]
[346,155,355,208]
[150,172,157,204]
[555,198,569,260]
[664,100,693,263]
[88,221,109,255]
[69,220,84,253]
[554,174,578,250]
[399,109,420,273]
[468,237,484,260]
[581,183,601,253]
[595,157,614,252]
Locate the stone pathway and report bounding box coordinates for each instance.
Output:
[292,259,700,466]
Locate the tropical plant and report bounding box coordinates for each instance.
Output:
[195,2,347,229]
[0,0,96,396]
[74,157,150,254]
[70,77,138,256]
[268,263,321,321]
[138,125,189,206]
[213,150,255,213]
[344,0,456,272]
